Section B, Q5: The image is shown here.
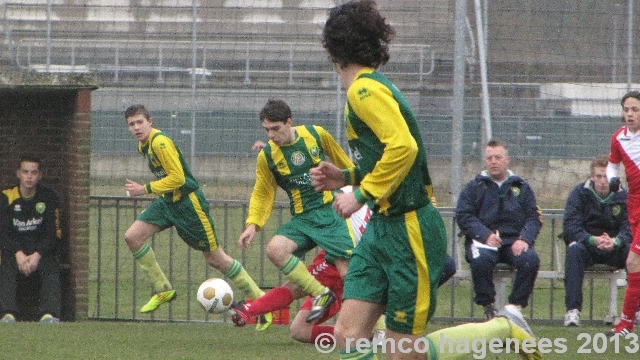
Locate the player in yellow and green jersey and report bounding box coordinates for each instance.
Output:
[310,1,448,359]
[122,104,268,326]
[237,99,356,323]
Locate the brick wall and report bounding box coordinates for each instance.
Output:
[0,87,93,321]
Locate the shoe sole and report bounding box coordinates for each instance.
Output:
[496,307,534,337]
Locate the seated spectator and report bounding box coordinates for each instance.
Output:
[456,139,542,319]
[562,155,631,326]
[0,154,62,323]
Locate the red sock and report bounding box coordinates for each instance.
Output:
[311,325,335,344]
[243,286,294,318]
[620,271,640,329]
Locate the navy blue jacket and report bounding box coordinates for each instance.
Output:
[456,170,542,246]
[562,180,631,249]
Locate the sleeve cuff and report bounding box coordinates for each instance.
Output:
[588,236,595,246]
[353,188,367,204]
[144,183,152,194]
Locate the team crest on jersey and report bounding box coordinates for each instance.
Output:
[36,202,46,214]
[512,187,521,196]
[309,145,319,158]
[291,151,306,166]
[14,204,21,212]
[277,160,287,169]
[612,204,621,216]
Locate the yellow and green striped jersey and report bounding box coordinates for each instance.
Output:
[343,67,433,216]
[139,128,199,203]
[246,125,354,229]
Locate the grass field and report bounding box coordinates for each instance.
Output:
[0,320,637,359]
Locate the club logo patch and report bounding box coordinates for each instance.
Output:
[291,151,306,166]
[612,204,621,216]
[36,202,46,214]
[309,145,319,158]
[512,187,521,196]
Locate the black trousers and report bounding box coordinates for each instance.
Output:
[0,254,61,320]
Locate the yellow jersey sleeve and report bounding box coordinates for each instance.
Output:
[347,77,419,203]
[246,151,277,231]
[315,126,355,170]
[147,134,186,195]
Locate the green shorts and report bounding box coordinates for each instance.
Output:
[137,188,219,251]
[343,203,447,334]
[275,203,355,264]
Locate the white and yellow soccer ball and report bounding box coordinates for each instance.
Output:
[197,278,234,314]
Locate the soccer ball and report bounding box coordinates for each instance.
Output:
[197,278,234,314]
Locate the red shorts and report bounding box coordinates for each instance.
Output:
[299,250,343,324]
[629,194,640,255]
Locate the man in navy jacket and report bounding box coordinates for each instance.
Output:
[562,155,631,326]
[456,139,542,319]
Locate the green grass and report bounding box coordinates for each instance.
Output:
[0,320,636,359]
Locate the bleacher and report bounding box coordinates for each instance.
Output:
[1,1,450,90]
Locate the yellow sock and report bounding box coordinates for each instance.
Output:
[425,318,510,359]
[132,243,171,293]
[280,255,326,297]
[374,315,386,331]
[225,259,265,300]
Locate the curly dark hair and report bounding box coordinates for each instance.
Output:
[322,0,395,69]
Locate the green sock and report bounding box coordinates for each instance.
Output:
[225,259,265,300]
[132,243,171,293]
[280,255,326,297]
[338,347,378,360]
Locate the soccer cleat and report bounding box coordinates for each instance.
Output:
[255,312,272,331]
[606,318,634,337]
[496,305,542,360]
[140,289,177,313]
[305,288,337,323]
[1,314,15,323]
[483,303,496,319]
[40,314,60,323]
[228,301,249,327]
[563,309,580,327]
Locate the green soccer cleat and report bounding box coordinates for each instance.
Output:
[255,312,272,331]
[140,289,177,313]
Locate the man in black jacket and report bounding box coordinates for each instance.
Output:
[562,155,631,326]
[0,154,62,323]
[456,139,542,319]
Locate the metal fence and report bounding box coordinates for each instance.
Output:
[88,196,626,325]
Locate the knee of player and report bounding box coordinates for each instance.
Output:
[290,323,313,343]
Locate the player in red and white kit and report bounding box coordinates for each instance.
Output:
[607,90,640,336]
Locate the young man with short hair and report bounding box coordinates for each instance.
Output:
[0,154,62,323]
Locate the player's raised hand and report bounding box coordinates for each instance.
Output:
[310,161,345,191]
[238,224,257,251]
